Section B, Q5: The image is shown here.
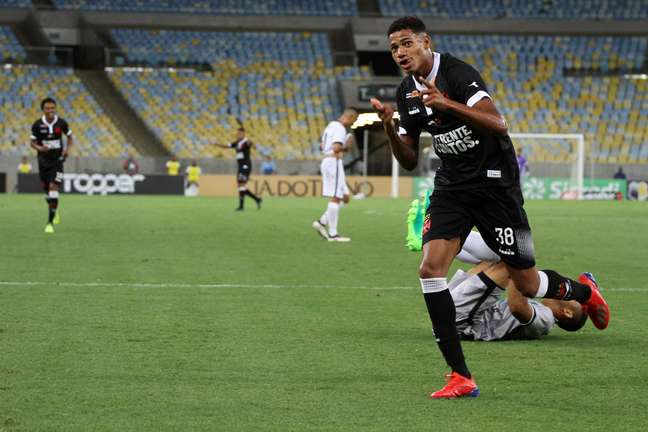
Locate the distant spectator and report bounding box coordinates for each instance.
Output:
[613,166,627,180]
[185,159,202,197]
[260,155,276,175]
[166,154,180,176]
[17,156,32,174]
[516,147,529,185]
[123,153,139,175]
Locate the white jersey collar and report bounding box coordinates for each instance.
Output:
[412,51,440,91]
[42,115,58,134]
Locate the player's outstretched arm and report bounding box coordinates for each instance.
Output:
[370,97,419,171]
[417,76,508,136]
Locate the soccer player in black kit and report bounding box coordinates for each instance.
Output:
[30,98,73,234]
[215,127,262,211]
[370,17,610,398]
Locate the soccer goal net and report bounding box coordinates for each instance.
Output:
[390,132,586,200]
[510,133,585,200]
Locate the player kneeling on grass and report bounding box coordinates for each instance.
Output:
[312,108,358,242]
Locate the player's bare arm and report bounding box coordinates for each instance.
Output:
[469,260,535,323]
[344,133,354,151]
[30,138,48,153]
[370,97,419,170]
[504,280,535,323]
[417,76,508,136]
[63,135,73,158]
[332,142,344,157]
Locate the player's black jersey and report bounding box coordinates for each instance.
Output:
[396,52,519,190]
[30,115,71,166]
[229,138,252,168]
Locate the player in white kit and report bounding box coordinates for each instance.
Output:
[312,108,358,242]
[450,231,600,341]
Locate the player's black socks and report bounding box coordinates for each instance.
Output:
[423,291,471,379]
[238,191,245,209]
[46,198,58,223]
[541,269,591,304]
[245,190,260,202]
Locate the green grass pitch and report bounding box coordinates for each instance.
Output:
[1,194,647,431]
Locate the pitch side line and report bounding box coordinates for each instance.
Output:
[0,281,414,290]
[0,281,644,292]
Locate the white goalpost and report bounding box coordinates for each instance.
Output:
[390,132,586,199]
[511,133,586,200]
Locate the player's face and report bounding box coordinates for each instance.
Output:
[236,130,245,140]
[42,102,56,120]
[344,113,358,127]
[541,299,581,321]
[389,29,431,75]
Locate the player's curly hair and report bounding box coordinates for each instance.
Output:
[41,97,56,110]
[388,16,427,36]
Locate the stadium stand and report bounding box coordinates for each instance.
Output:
[1,26,26,64]
[0,66,132,158]
[0,0,32,8]
[108,30,370,159]
[378,0,648,20]
[428,35,647,163]
[51,0,358,16]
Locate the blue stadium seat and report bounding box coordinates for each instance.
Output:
[108,30,370,159]
[52,0,358,16]
[378,0,648,20]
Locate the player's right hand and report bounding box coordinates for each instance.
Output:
[370,98,395,126]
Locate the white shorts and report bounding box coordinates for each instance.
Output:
[321,157,349,199]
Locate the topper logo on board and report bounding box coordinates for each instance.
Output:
[63,173,145,195]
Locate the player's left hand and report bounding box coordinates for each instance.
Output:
[417,76,448,111]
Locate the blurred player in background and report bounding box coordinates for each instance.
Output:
[516,147,529,187]
[185,159,202,196]
[312,108,358,242]
[122,153,139,175]
[370,16,609,398]
[166,154,180,176]
[215,127,262,211]
[30,97,73,234]
[17,156,32,174]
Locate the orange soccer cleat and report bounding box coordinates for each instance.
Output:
[429,372,480,399]
[579,272,610,330]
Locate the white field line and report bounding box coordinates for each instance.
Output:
[0,281,644,292]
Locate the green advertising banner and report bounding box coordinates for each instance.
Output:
[522,177,626,200]
[412,176,626,200]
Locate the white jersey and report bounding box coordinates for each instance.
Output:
[321,121,347,157]
[449,270,555,341]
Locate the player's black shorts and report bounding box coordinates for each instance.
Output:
[237,163,251,183]
[422,186,536,269]
[38,162,64,185]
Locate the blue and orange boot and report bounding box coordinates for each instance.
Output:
[579,272,610,330]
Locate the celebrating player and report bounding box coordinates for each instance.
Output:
[312,108,358,242]
[371,17,609,398]
[30,97,73,234]
[214,127,262,211]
